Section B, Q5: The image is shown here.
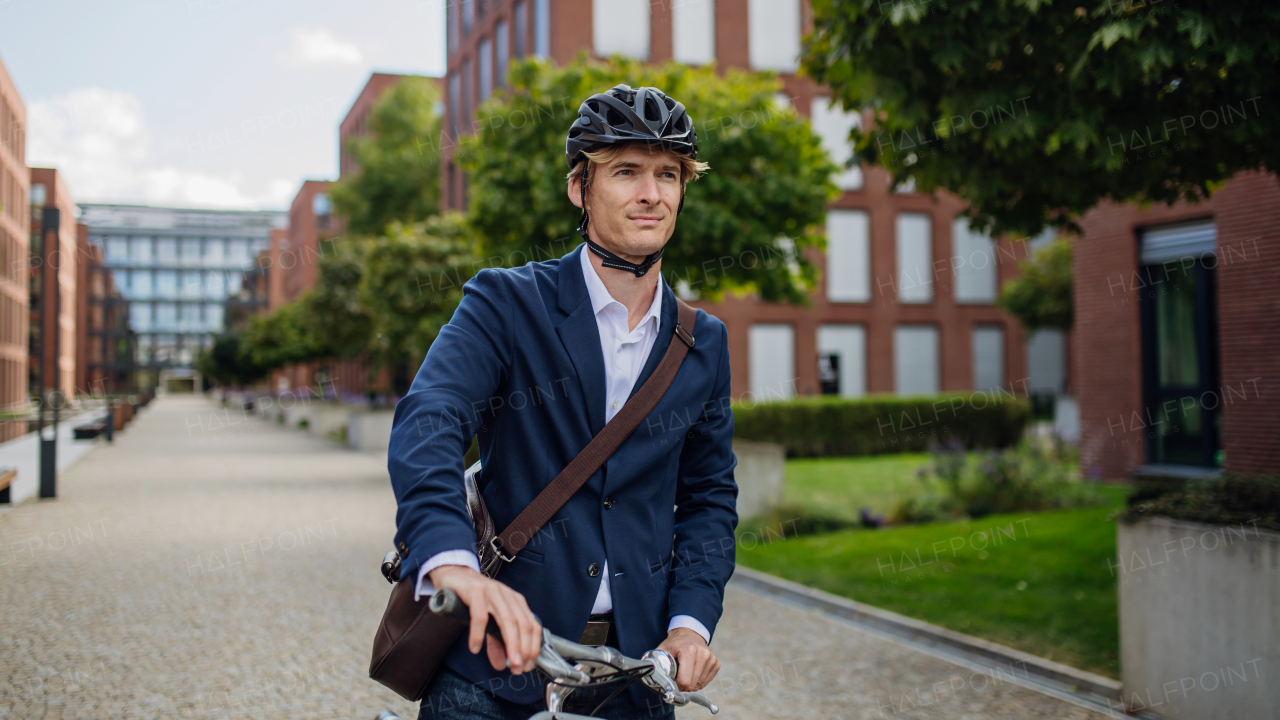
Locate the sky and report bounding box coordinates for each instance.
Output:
[0,0,446,211]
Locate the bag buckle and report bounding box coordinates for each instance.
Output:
[489,536,517,563]
[673,322,695,349]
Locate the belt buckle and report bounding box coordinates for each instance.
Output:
[579,619,611,647]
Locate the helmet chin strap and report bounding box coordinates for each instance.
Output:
[576,162,679,278]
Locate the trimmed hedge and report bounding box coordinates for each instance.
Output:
[732,393,1032,458]
[1124,475,1280,532]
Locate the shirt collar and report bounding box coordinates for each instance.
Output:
[579,243,663,330]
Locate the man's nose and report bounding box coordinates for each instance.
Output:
[636,174,661,204]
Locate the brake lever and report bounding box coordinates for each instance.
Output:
[639,650,719,714]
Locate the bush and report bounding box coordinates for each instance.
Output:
[738,503,859,541]
[892,439,1105,524]
[1123,475,1280,532]
[733,393,1031,458]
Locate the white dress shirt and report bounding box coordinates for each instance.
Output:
[414,247,710,644]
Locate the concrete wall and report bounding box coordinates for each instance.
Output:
[1117,517,1279,719]
[732,440,784,519]
[348,410,395,454]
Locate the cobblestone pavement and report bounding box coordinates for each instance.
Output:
[0,396,1110,720]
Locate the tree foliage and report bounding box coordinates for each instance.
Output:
[803,1,1280,236]
[196,333,268,387]
[243,301,320,370]
[359,214,480,372]
[461,55,838,304]
[998,238,1073,331]
[297,247,373,359]
[331,76,443,235]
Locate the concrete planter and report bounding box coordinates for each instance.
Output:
[308,405,351,440]
[1117,516,1279,719]
[347,410,395,454]
[731,440,785,519]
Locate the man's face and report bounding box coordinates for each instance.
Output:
[570,144,683,261]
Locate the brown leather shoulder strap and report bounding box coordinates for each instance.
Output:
[489,298,697,561]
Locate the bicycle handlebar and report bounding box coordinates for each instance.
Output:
[426,588,718,716]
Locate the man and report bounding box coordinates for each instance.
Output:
[389,84,738,720]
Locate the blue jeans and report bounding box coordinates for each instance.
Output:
[417,666,675,720]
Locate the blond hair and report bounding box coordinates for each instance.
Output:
[565,144,709,195]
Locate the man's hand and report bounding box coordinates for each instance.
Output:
[656,627,720,692]
[428,565,542,674]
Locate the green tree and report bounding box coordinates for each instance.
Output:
[360,214,479,393]
[331,76,443,235]
[461,55,838,304]
[803,1,1279,236]
[298,247,373,359]
[196,333,268,387]
[243,301,320,371]
[998,238,1073,332]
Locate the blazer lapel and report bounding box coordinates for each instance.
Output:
[556,245,607,436]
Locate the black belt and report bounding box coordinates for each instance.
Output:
[579,612,614,647]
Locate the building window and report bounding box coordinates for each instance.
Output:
[811,96,862,190]
[535,0,550,58]
[30,183,46,208]
[593,0,649,59]
[515,1,528,57]
[449,72,461,139]
[130,236,153,266]
[463,0,474,35]
[952,218,997,303]
[495,20,509,88]
[749,323,795,401]
[130,303,151,332]
[894,325,939,395]
[156,237,178,264]
[447,0,459,54]
[825,210,869,303]
[817,325,866,398]
[748,0,800,71]
[895,213,933,304]
[1139,220,1221,467]
[673,0,715,65]
[479,38,493,101]
[1027,329,1066,396]
[973,325,1005,391]
[463,58,474,130]
[131,270,153,299]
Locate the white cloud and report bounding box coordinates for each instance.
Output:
[27,88,289,209]
[286,28,363,66]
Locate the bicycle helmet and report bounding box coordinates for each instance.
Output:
[566,84,699,277]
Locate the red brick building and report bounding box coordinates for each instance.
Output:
[438,0,1067,409]
[0,54,28,441]
[1075,172,1280,478]
[28,168,79,401]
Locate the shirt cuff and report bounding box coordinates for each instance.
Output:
[668,615,711,645]
[414,549,481,601]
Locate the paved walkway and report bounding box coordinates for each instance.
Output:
[0,396,1110,720]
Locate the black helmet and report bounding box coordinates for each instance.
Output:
[566,84,698,168]
[566,84,698,277]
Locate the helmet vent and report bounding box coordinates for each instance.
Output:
[605,106,627,127]
[644,97,662,122]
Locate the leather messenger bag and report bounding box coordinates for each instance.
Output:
[369,298,698,701]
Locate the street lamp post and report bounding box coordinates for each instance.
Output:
[38,207,60,499]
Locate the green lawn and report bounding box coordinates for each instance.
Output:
[739,483,1126,678]
[782,453,937,521]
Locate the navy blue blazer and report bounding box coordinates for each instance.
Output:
[388,243,739,705]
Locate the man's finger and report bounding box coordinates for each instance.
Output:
[486,634,508,671]
[467,594,489,655]
[512,592,541,671]
[487,590,525,670]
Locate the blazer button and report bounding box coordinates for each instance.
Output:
[588,563,601,577]
[603,497,614,509]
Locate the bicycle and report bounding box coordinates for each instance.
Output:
[374,587,720,720]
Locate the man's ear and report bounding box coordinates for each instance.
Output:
[567,173,584,210]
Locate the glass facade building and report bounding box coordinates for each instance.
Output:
[80,204,285,388]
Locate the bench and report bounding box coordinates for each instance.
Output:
[0,467,15,504]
